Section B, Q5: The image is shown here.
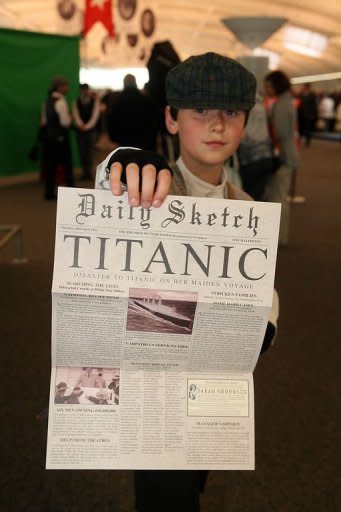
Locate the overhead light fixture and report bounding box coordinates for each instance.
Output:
[291,71,341,84]
[252,48,280,69]
[284,26,327,58]
[221,17,287,50]
[79,67,149,90]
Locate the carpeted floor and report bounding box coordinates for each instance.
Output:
[0,140,340,511]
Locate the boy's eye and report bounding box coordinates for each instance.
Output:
[194,109,208,115]
[225,110,238,117]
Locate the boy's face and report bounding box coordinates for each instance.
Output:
[166,107,246,179]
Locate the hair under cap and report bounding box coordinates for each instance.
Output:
[166,52,256,111]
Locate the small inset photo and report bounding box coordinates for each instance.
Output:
[127,288,197,334]
[118,0,136,20]
[54,367,120,406]
[141,8,155,38]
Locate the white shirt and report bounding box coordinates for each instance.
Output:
[176,156,228,199]
[176,156,242,198]
[41,91,72,127]
[319,97,335,119]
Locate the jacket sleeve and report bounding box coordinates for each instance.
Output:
[261,289,279,354]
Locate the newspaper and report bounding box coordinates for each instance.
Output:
[46,187,281,470]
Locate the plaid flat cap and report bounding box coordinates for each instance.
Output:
[166,52,256,111]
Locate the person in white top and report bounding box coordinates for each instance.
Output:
[318,94,335,132]
[335,100,341,132]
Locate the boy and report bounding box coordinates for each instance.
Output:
[95,52,278,512]
[96,52,256,206]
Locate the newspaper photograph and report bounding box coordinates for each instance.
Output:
[46,187,281,470]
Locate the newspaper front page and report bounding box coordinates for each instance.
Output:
[46,187,280,470]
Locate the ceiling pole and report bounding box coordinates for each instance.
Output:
[221,16,288,93]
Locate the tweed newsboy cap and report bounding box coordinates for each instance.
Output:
[166,52,256,111]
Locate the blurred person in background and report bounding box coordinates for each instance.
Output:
[334,98,341,132]
[264,70,299,247]
[298,83,318,146]
[41,76,74,199]
[318,93,335,132]
[238,93,276,200]
[106,74,160,151]
[73,83,100,181]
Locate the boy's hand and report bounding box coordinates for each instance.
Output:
[107,149,173,208]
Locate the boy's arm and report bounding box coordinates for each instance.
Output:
[95,147,173,208]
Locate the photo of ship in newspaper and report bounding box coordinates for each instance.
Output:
[127,288,198,334]
[54,367,120,405]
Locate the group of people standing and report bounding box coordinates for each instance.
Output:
[40,77,100,200]
[41,64,310,250]
[297,83,341,145]
[40,73,164,200]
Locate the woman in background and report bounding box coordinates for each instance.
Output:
[264,70,299,247]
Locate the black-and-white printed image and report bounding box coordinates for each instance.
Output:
[127,288,198,334]
[118,0,136,20]
[141,8,155,38]
[126,33,138,47]
[54,367,120,405]
[57,0,76,20]
[188,383,198,400]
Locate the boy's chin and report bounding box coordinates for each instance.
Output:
[202,152,231,166]
[203,143,234,157]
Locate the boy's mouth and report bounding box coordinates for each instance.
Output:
[205,141,225,147]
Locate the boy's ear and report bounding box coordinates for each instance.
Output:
[165,106,178,135]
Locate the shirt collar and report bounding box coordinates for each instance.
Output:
[176,156,229,199]
[52,91,63,99]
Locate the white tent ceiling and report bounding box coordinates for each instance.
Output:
[0,0,340,78]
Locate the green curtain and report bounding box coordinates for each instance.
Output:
[0,28,80,177]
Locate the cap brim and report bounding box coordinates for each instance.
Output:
[168,98,255,111]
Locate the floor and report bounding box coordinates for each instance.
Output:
[0,139,340,511]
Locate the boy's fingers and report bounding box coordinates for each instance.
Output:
[125,162,140,206]
[109,162,123,195]
[140,164,157,208]
[152,169,173,207]
[108,158,171,208]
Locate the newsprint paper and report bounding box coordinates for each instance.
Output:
[46,187,281,470]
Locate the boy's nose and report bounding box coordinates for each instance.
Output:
[210,112,225,131]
